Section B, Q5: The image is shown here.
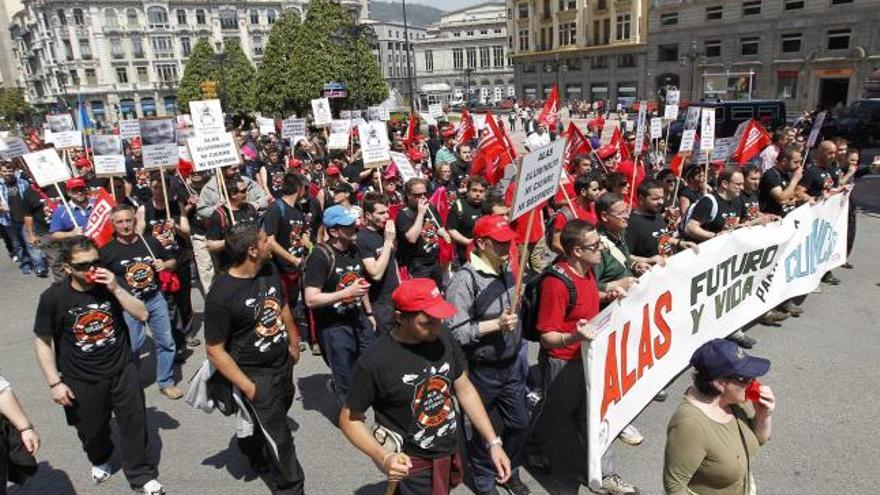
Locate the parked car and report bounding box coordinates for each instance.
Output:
[667,100,786,150]
[821,99,880,149]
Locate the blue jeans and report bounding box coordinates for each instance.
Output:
[122,293,176,389]
[9,221,46,274]
[318,315,376,405]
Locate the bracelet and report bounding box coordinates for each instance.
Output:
[49,380,63,389]
[487,436,503,448]
[18,425,33,433]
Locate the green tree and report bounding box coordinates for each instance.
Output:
[177,38,217,109]
[255,10,302,117]
[219,38,257,115]
[0,88,34,126]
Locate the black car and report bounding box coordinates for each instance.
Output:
[667,100,786,150]
[821,99,880,149]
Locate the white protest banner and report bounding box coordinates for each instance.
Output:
[188,133,242,172]
[428,103,444,119]
[311,98,332,126]
[806,111,826,149]
[47,114,75,133]
[282,117,307,144]
[703,137,737,163]
[0,137,30,160]
[600,120,618,146]
[679,129,697,153]
[700,108,716,151]
[119,120,141,140]
[257,117,275,135]
[367,106,382,122]
[48,130,83,149]
[509,138,567,221]
[90,135,126,176]
[358,121,391,168]
[22,148,71,187]
[140,118,178,169]
[189,99,225,138]
[178,146,191,161]
[340,110,351,119]
[633,103,647,157]
[664,90,680,120]
[650,117,663,140]
[583,195,850,489]
[327,119,352,150]
[389,151,419,183]
[684,106,701,131]
[353,116,368,128]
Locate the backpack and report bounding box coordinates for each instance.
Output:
[678,193,718,237]
[520,263,577,342]
[545,205,577,247]
[261,198,289,231]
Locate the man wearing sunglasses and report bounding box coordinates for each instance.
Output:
[33,237,166,494]
[196,164,268,221]
[206,178,260,272]
[395,178,451,287]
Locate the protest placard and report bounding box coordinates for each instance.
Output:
[357,121,391,168]
[188,133,242,172]
[46,126,83,149]
[664,90,680,120]
[633,103,647,156]
[340,110,352,119]
[679,129,697,153]
[806,111,827,149]
[0,137,29,160]
[22,148,71,187]
[583,196,849,489]
[389,151,419,183]
[700,108,716,151]
[90,135,126,176]
[327,119,352,150]
[684,106,701,131]
[189,99,225,138]
[367,106,382,122]
[282,117,307,145]
[140,118,178,169]
[312,98,332,126]
[509,139,567,221]
[119,120,141,140]
[380,107,391,121]
[257,117,275,135]
[472,113,487,130]
[176,114,193,128]
[428,103,444,120]
[47,114,75,133]
[650,117,663,140]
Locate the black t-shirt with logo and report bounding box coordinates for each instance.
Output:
[346,331,467,459]
[445,199,482,261]
[261,161,287,199]
[99,236,170,300]
[355,227,399,303]
[3,181,25,222]
[206,204,260,271]
[23,188,53,234]
[689,192,745,237]
[262,199,309,272]
[800,165,837,199]
[204,264,290,372]
[34,283,132,381]
[303,244,366,329]
[125,159,152,204]
[741,190,760,223]
[395,206,442,271]
[626,210,674,258]
[759,168,793,217]
[143,201,191,265]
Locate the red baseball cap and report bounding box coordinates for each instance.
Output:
[391,278,457,319]
[473,214,517,243]
[326,165,341,176]
[441,128,456,138]
[66,177,86,190]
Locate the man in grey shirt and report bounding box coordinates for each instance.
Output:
[196,164,268,221]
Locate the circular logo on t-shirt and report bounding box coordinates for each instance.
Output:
[73,310,113,344]
[255,297,283,338]
[413,376,454,429]
[124,261,155,290]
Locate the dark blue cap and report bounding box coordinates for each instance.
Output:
[690,338,770,379]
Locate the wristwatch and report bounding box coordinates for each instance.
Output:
[487,436,503,448]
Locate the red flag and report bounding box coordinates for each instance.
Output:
[537,85,560,130]
[403,111,419,147]
[456,109,475,144]
[670,153,687,176]
[470,114,515,185]
[428,187,455,264]
[84,188,117,248]
[611,127,631,161]
[486,111,517,160]
[732,119,772,165]
[563,123,592,172]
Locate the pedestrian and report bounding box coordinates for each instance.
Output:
[205,177,260,272]
[395,178,451,287]
[0,372,39,490]
[48,178,93,278]
[33,236,165,494]
[0,162,47,277]
[445,176,487,265]
[664,339,775,495]
[356,192,399,334]
[338,278,512,495]
[204,222,304,494]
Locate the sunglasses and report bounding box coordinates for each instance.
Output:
[578,240,604,252]
[410,192,428,198]
[69,260,98,272]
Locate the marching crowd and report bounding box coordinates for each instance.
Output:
[0,105,869,495]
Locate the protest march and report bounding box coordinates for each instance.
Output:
[0,85,876,495]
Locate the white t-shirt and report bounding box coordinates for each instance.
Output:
[526,131,551,151]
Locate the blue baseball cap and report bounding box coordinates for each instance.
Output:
[690,338,770,380]
[323,205,357,228]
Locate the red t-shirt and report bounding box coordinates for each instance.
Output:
[536,261,600,360]
[552,203,597,231]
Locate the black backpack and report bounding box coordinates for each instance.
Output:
[520,263,577,342]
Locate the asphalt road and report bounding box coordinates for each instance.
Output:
[2,220,878,493]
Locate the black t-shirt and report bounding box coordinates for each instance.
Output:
[204,265,291,372]
[206,204,260,271]
[626,210,674,258]
[342,159,365,185]
[302,244,366,329]
[445,199,481,261]
[143,201,186,259]
[34,283,132,381]
[23,189,52,235]
[346,331,467,459]
[800,165,836,199]
[741,190,760,223]
[355,227,399,303]
[759,168,793,217]
[688,192,744,237]
[679,186,702,206]
[262,161,287,199]
[262,198,309,272]
[395,206,442,271]
[125,160,152,204]
[3,180,25,222]
[99,236,170,300]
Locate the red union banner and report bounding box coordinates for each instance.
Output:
[84,187,117,248]
[582,195,850,489]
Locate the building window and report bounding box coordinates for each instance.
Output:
[596,0,607,9]
[466,47,477,68]
[493,45,505,67]
[518,29,529,50]
[63,39,73,60]
[616,14,631,40]
[69,69,80,85]
[827,28,851,50]
[424,50,433,72]
[57,10,66,26]
[136,66,148,83]
[602,18,610,44]
[147,6,169,29]
[268,10,276,24]
[466,30,474,37]
[617,53,635,67]
[480,46,490,68]
[777,71,799,99]
[742,1,761,16]
[85,68,97,85]
[657,44,679,62]
[220,9,238,30]
[116,67,128,83]
[781,33,801,53]
[453,48,463,69]
[176,9,187,25]
[784,0,804,10]
[79,39,92,60]
[110,37,124,59]
[105,9,118,28]
[480,29,488,35]
[181,36,191,56]
[453,31,461,38]
[131,36,144,58]
[559,22,576,46]
[741,36,760,55]
[252,35,263,56]
[518,3,528,18]
[706,6,723,20]
[127,9,138,27]
[250,9,259,24]
[831,0,853,3]
[591,55,608,69]
[660,12,678,26]
[151,36,174,59]
[705,39,722,57]
[196,9,206,25]
[156,64,178,82]
[73,8,84,26]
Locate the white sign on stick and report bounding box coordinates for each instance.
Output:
[119,120,141,140]
[509,139,567,221]
[684,106,701,131]
[257,117,275,135]
[358,121,391,168]
[22,149,71,187]
[327,119,352,150]
[311,98,332,126]
[47,114,75,132]
[90,135,126,176]
[700,108,716,151]
[48,131,83,149]
[380,107,391,121]
[367,106,382,122]
[679,130,697,153]
[633,104,647,157]
[472,113,487,130]
[188,133,242,172]
[806,111,826,149]
[282,117,307,145]
[0,137,30,160]
[650,117,663,140]
[140,118,179,169]
[428,103,444,119]
[189,99,225,138]
[664,90,680,120]
[389,151,419,183]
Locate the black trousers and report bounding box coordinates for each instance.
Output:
[371,298,395,336]
[239,366,305,495]
[63,361,156,488]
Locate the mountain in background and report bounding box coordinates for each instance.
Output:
[368,0,446,27]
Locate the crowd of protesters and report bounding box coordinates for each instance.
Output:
[0,102,872,495]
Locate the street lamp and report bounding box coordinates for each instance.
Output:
[679,40,706,102]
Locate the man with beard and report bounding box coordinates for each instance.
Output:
[124,140,151,205]
[259,147,287,199]
[446,176,487,265]
[33,237,165,494]
[798,140,846,285]
[627,179,695,260]
[99,204,182,399]
[356,193,399,335]
[450,143,473,185]
[758,146,804,218]
[206,177,260,272]
[395,178,451,287]
[262,172,310,310]
[205,223,304,494]
[196,164,268,221]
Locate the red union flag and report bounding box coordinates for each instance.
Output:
[732,119,772,165]
[563,122,592,171]
[84,187,117,248]
[537,85,560,130]
[456,109,476,144]
[403,111,419,146]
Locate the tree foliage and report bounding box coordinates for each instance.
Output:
[0,88,34,126]
[255,10,303,117]
[219,38,257,115]
[177,38,217,110]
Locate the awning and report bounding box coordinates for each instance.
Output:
[420,83,451,93]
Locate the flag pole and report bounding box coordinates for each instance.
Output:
[53,183,80,230]
[217,171,236,226]
[159,167,172,222]
[512,208,536,308]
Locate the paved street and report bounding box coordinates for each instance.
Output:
[2,212,878,495]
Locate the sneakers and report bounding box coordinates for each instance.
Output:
[822,272,841,285]
[36,270,49,278]
[726,331,756,349]
[617,424,643,446]
[21,266,32,275]
[500,474,532,495]
[779,302,803,317]
[842,262,853,269]
[653,389,668,402]
[137,479,165,495]
[593,474,640,494]
[758,309,789,324]
[310,343,322,356]
[91,462,112,484]
[185,335,201,347]
[159,385,183,400]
